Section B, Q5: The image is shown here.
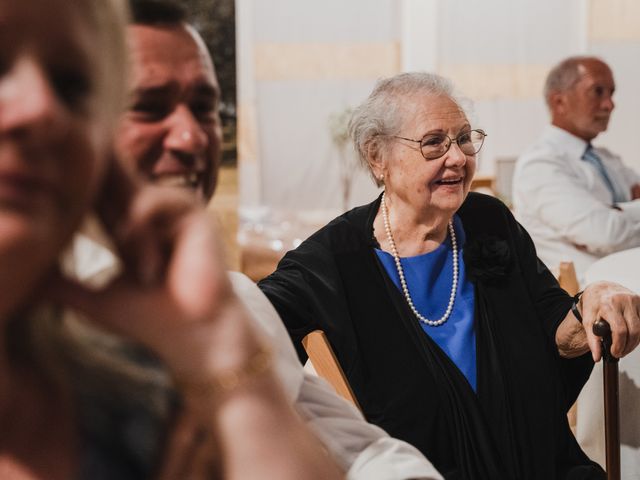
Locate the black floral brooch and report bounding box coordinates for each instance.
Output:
[463,234,512,283]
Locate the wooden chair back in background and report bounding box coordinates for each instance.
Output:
[558,261,580,296]
[302,330,361,410]
[557,261,580,434]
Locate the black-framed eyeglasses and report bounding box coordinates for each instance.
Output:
[390,129,487,160]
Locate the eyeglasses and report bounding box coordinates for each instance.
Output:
[390,129,487,160]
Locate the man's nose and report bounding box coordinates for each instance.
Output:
[164,105,208,158]
[0,56,67,138]
[603,94,615,112]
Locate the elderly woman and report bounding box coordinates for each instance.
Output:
[0,0,344,478]
[259,72,640,479]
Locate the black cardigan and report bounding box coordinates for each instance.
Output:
[259,192,603,480]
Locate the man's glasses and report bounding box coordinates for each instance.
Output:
[390,129,487,160]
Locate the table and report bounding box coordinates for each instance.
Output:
[584,246,640,292]
[576,247,640,478]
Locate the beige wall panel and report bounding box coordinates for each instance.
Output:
[237,101,263,207]
[439,64,550,101]
[237,101,258,164]
[254,42,400,80]
[589,0,640,41]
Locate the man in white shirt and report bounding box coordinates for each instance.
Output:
[70,1,442,478]
[513,56,640,283]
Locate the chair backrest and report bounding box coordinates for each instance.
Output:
[470,174,496,195]
[558,261,580,296]
[495,156,517,206]
[556,261,580,434]
[302,330,361,410]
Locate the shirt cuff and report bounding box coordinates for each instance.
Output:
[616,199,640,221]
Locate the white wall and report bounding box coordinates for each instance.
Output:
[236,0,397,215]
[237,0,640,214]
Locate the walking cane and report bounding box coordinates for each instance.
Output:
[592,319,620,480]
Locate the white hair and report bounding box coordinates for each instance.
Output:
[348,72,468,186]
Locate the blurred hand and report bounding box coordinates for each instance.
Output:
[47,184,344,480]
[580,281,640,361]
[572,242,588,252]
[48,186,263,398]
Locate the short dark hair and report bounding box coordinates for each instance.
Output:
[129,0,186,25]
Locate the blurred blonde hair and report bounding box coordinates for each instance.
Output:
[74,0,130,126]
[58,0,173,413]
[13,0,171,413]
[8,3,215,472]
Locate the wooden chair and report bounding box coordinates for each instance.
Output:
[558,261,580,296]
[470,174,496,195]
[556,261,580,433]
[494,156,517,207]
[302,330,361,410]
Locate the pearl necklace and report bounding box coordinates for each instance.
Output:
[381,192,458,326]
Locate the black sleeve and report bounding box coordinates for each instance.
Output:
[505,206,593,407]
[258,238,348,364]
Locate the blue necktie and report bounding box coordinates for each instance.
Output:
[582,145,625,203]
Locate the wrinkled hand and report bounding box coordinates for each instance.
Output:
[48,186,261,389]
[580,281,640,361]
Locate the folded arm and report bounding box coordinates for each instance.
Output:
[515,156,640,255]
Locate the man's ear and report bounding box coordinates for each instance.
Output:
[549,91,567,116]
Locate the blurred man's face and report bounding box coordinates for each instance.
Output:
[556,59,615,142]
[116,23,222,201]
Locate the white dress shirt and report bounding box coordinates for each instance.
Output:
[512,125,640,283]
[65,231,443,480]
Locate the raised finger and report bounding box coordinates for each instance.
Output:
[115,186,195,281]
[585,322,603,362]
[581,297,603,362]
[167,211,231,321]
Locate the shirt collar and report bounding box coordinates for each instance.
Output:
[543,124,590,159]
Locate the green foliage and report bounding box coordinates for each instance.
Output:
[328,107,354,149]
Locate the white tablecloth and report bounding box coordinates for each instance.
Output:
[584,247,640,293]
[576,247,640,478]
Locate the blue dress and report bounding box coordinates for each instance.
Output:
[376,215,477,391]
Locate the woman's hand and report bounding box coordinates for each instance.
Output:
[49,185,266,403]
[49,184,345,479]
[557,281,640,361]
[580,282,640,361]
[45,156,345,478]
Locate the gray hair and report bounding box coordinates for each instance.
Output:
[543,56,607,107]
[348,72,460,186]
